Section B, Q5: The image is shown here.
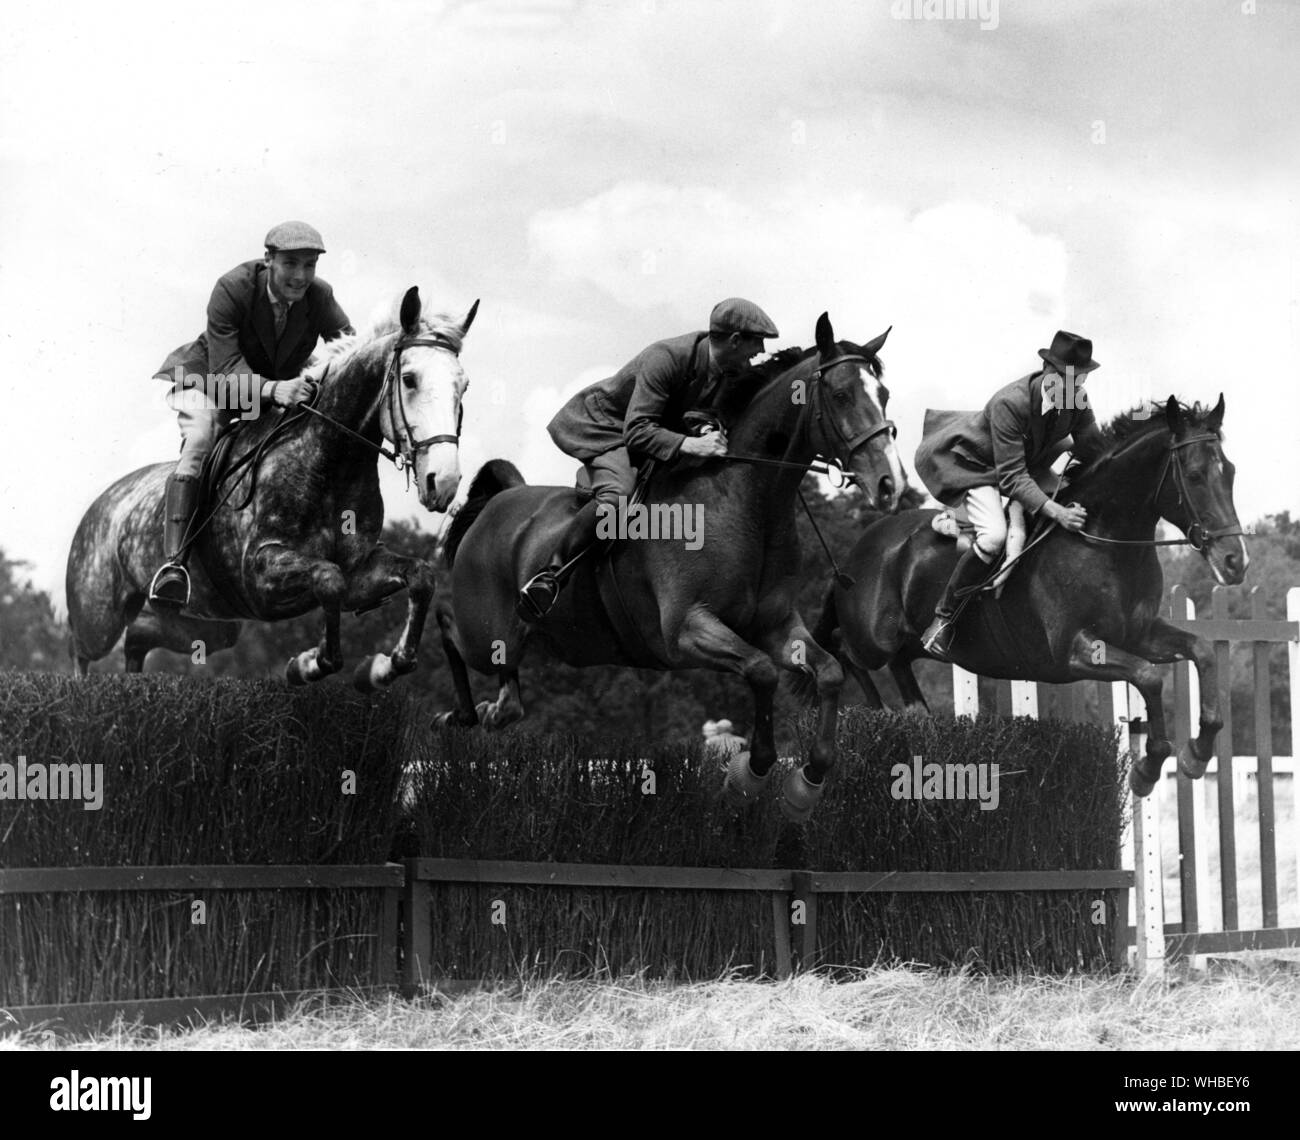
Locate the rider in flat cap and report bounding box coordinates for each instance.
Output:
[148,221,354,608]
[912,330,1107,659]
[518,297,780,621]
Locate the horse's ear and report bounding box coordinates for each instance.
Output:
[461,298,480,338]
[400,287,421,334]
[1206,392,1225,432]
[1164,395,1184,432]
[861,325,892,359]
[815,312,835,355]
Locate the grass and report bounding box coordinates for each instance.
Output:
[5,966,1300,1051]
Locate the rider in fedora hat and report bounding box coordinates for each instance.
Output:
[147,221,353,609]
[912,330,1107,660]
[518,297,779,622]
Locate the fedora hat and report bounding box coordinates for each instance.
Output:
[1038,330,1099,375]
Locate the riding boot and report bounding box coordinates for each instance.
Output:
[919,545,993,661]
[517,498,603,622]
[148,474,201,609]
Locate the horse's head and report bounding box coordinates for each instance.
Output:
[1159,394,1247,585]
[808,312,907,511]
[381,287,478,513]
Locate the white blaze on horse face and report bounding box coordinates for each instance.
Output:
[386,344,464,513]
[860,365,905,493]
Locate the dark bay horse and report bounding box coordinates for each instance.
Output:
[807,396,1247,795]
[434,313,906,821]
[67,288,476,687]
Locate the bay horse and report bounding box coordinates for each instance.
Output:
[435,313,906,821]
[66,288,476,688]
[806,396,1247,795]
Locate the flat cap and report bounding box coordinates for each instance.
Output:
[709,297,778,338]
[264,220,326,253]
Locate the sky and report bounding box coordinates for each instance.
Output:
[1,0,1297,611]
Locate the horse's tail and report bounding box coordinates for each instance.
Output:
[789,582,840,705]
[444,459,526,568]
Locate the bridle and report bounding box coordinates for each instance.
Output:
[1075,430,1243,550]
[298,330,464,485]
[713,351,896,488]
[809,352,897,470]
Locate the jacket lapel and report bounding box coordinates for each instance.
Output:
[1028,371,1053,457]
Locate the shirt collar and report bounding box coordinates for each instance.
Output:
[267,279,292,310]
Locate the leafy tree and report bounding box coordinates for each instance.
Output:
[0,550,67,671]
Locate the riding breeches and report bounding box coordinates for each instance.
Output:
[958,485,1008,564]
[585,446,638,506]
[170,388,223,479]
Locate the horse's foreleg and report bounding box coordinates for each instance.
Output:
[344,548,437,692]
[756,618,844,822]
[1065,630,1171,797]
[1127,618,1221,780]
[256,547,347,685]
[673,608,780,809]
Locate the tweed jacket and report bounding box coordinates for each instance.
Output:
[154,260,352,417]
[914,370,1106,513]
[547,332,715,464]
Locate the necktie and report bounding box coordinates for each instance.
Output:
[273,301,289,341]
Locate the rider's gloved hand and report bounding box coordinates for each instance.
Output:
[272,378,317,407]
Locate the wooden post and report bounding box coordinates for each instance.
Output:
[1213,587,1238,931]
[791,871,817,970]
[1287,588,1300,917]
[1010,680,1038,718]
[378,882,399,990]
[770,891,793,980]
[1171,587,1206,935]
[401,859,431,997]
[952,665,980,717]
[1129,702,1166,978]
[1252,588,1278,928]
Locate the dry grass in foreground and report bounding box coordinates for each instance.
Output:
[5,965,1300,1051]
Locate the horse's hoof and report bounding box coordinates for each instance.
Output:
[780,765,824,823]
[1129,762,1158,798]
[720,752,768,809]
[285,652,315,686]
[1178,740,1210,780]
[352,654,393,693]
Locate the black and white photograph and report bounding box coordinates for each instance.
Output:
[1,0,1297,1099]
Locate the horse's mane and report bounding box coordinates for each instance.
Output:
[711,342,885,423]
[1067,400,1218,491]
[444,459,526,568]
[305,301,467,380]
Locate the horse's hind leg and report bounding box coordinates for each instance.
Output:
[345,547,438,692]
[433,599,480,727]
[476,671,524,730]
[123,608,241,672]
